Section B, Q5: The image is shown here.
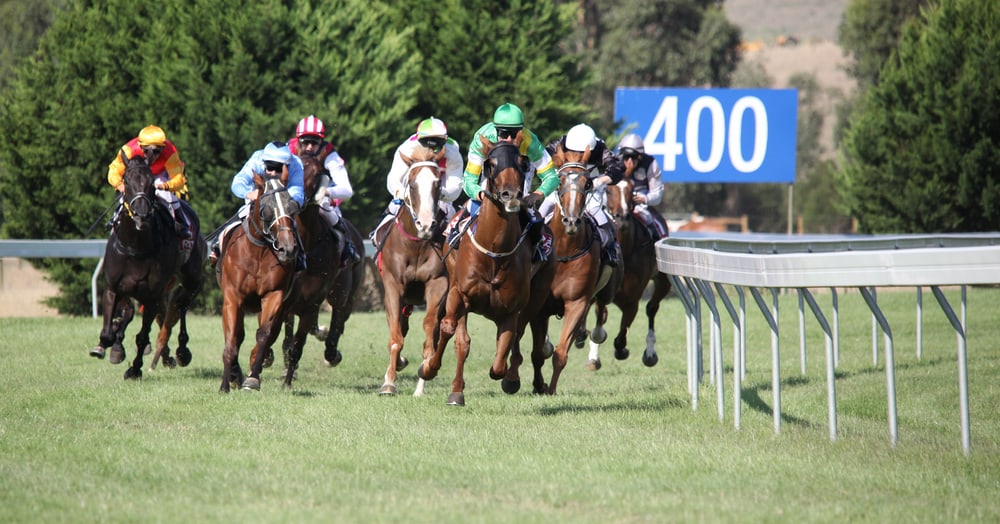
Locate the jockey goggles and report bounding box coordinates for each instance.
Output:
[418,136,446,152]
[263,160,284,173]
[299,135,323,148]
[620,147,641,161]
[496,127,520,140]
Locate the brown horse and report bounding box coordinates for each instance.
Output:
[585,178,672,369]
[273,154,345,387]
[423,137,555,405]
[217,169,300,392]
[90,151,206,380]
[376,146,449,396]
[530,148,623,394]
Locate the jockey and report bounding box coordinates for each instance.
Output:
[460,102,558,262]
[208,142,305,267]
[288,114,360,266]
[107,125,191,238]
[617,133,668,240]
[372,116,464,242]
[542,123,624,267]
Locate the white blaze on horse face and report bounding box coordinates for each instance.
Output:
[616,181,629,214]
[565,174,584,219]
[413,165,439,236]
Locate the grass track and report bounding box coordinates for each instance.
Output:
[1,287,998,523]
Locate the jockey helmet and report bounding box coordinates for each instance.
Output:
[492,103,524,128]
[262,142,292,164]
[417,117,448,152]
[618,133,645,155]
[565,124,597,152]
[296,115,326,138]
[138,125,167,147]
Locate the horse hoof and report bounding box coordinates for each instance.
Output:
[177,348,192,367]
[501,379,520,395]
[574,330,589,349]
[642,353,659,367]
[312,326,329,341]
[378,384,397,396]
[90,346,106,359]
[324,349,343,367]
[109,347,125,365]
[143,344,152,356]
[614,347,630,361]
[590,326,608,344]
[262,351,274,368]
[417,362,437,381]
[123,367,141,381]
[396,355,409,371]
[241,377,261,391]
[542,340,554,359]
[585,358,602,371]
[445,392,465,406]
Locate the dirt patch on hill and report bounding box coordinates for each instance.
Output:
[0,258,60,317]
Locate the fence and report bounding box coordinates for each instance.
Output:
[0,239,376,318]
[655,232,1000,456]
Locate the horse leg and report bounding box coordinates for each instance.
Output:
[283,311,313,389]
[488,316,518,389]
[152,302,177,370]
[219,300,245,393]
[421,287,463,382]
[280,314,297,378]
[613,299,640,362]
[323,307,344,368]
[446,315,471,406]
[642,274,672,367]
[549,300,588,394]
[244,294,286,391]
[91,289,119,360]
[585,302,609,370]
[110,299,135,365]
[530,316,551,394]
[125,303,157,380]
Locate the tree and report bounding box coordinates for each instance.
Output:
[837,0,1000,233]
[838,0,931,91]
[0,0,585,314]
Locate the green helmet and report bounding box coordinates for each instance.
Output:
[492,103,524,128]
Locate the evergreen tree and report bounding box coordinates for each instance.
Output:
[837,0,1000,233]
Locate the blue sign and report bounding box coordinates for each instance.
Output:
[614,88,798,183]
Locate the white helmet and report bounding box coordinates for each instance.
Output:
[565,124,597,152]
[618,133,644,153]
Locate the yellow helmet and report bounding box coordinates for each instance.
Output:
[138,125,167,147]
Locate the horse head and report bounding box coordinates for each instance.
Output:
[606,179,635,235]
[554,162,592,236]
[399,145,444,239]
[251,170,299,265]
[120,150,158,231]
[480,136,529,213]
[300,154,329,205]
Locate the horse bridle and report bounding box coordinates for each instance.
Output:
[247,176,297,251]
[480,143,526,207]
[400,160,442,226]
[554,162,591,223]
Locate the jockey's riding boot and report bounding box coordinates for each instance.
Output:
[334,222,361,268]
[527,212,547,263]
[174,210,191,239]
[446,207,469,248]
[208,241,220,268]
[600,223,619,267]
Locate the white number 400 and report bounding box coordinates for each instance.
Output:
[644,96,769,173]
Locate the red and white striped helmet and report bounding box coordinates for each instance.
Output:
[296,115,326,138]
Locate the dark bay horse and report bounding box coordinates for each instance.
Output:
[530,149,622,394]
[586,178,672,369]
[375,145,449,396]
[91,151,206,380]
[217,169,300,392]
[423,137,555,406]
[273,154,344,387]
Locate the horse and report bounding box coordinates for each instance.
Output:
[90,151,206,380]
[271,153,345,387]
[216,168,300,393]
[423,136,556,406]
[585,178,672,370]
[529,147,623,394]
[375,146,449,396]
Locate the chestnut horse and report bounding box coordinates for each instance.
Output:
[91,151,206,380]
[273,154,344,387]
[376,146,449,396]
[217,169,300,392]
[530,148,623,394]
[585,178,672,369]
[423,137,555,405]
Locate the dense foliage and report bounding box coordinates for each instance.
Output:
[837,0,1000,233]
